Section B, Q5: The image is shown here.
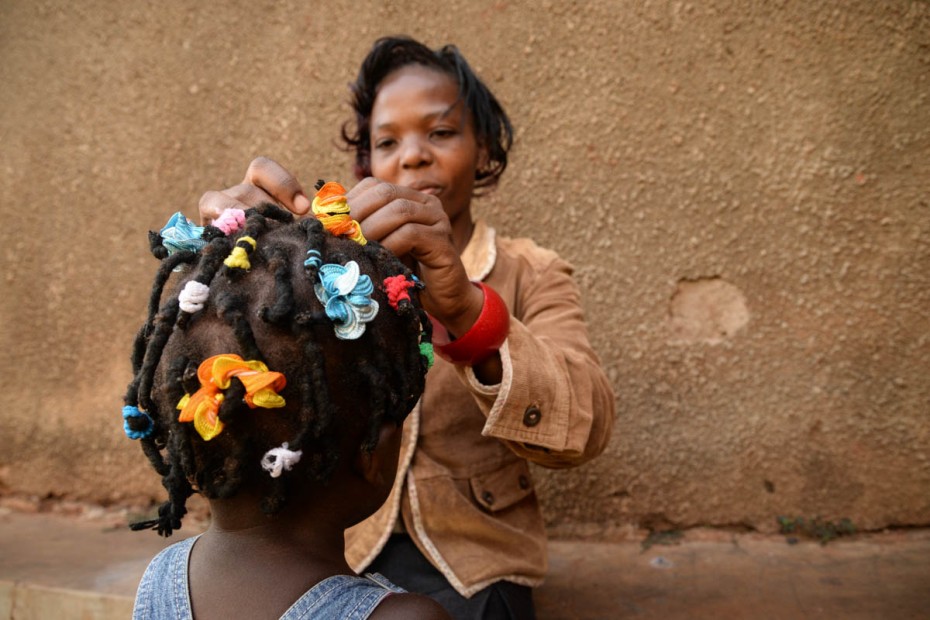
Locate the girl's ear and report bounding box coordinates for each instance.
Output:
[476,142,491,177]
[352,421,402,488]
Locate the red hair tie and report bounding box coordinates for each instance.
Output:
[435,282,509,366]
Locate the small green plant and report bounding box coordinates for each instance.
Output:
[777,515,856,545]
[641,529,683,551]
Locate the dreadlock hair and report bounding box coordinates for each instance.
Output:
[341,35,514,192]
[124,204,432,536]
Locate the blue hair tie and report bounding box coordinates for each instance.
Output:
[123,405,155,440]
[314,260,379,340]
[304,249,322,269]
[159,212,207,256]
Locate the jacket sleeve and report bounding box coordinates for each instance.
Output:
[455,250,615,469]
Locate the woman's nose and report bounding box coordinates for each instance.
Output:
[400,137,433,169]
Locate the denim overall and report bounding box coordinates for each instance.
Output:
[133,535,403,619]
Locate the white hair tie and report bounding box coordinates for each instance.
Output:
[261,442,303,478]
[178,281,210,313]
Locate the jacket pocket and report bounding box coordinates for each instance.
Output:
[469,459,534,513]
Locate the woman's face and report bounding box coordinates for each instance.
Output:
[368,64,487,225]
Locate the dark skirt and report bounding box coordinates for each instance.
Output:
[368,533,537,620]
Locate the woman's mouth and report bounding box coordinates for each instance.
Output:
[411,184,442,197]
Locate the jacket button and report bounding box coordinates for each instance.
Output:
[523,406,542,427]
[482,491,495,505]
[519,475,530,490]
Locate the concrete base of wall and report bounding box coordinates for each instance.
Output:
[1,510,928,619]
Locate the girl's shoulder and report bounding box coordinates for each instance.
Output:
[133,535,200,619]
[140,534,199,581]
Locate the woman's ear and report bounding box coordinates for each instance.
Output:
[352,421,402,488]
[476,142,491,177]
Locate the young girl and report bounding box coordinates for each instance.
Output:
[125,200,449,619]
[199,36,615,619]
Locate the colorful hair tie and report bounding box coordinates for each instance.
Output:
[224,236,257,270]
[261,442,303,478]
[178,281,210,314]
[122,405,155,440]
[419,342,435,369]
[314,261,379,340]
[159,212,207,256]
[304,249,322,270]
[213,208,246,235]
[177,354,286,441]
[383,274,417,310]
[434,282,509,366]
[311,181,367,245]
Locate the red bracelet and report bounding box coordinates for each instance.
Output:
[434,282,509,366]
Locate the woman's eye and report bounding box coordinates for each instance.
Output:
[374,138,396,149]
[431,129,455,139]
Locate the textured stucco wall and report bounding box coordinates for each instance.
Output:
[1,0,928,538]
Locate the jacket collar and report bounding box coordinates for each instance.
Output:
[460,219,496,282]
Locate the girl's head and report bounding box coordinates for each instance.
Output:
[124,201,432,536]
[342,36,513,220]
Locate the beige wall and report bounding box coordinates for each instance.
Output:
[1,0,927,538]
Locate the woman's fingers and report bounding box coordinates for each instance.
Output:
[198,158,312,225]
[357,198,448,250]
[346,179,454,269]
[353,189,458,270]
[222,183,280,207]
[344,176,381,203]
[344,180,482,331]
[198,190,250,225]
[348,180,439,224]
[243,156,311,215]
[198,184,281,225]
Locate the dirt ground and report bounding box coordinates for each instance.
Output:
[2,498,929,619]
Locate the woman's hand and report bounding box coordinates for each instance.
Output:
[346,178,483,337]
[197,157,312,225]
[198,162,480,333]
[196,161,500,379]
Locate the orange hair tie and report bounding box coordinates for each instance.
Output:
[177,354,286,441]
[311,181,367,245]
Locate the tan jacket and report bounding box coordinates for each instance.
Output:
[345,220,615,597]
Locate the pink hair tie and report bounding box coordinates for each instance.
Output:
[214,208,246,235]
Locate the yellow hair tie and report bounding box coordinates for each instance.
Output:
[312,182,367,245]
[223,236,257,270]
[315,214,340,229]
[348,227,367,245]
[224,246,251,270]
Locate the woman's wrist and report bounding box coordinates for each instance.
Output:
[434,282,509,366]
[435,280,485,339]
